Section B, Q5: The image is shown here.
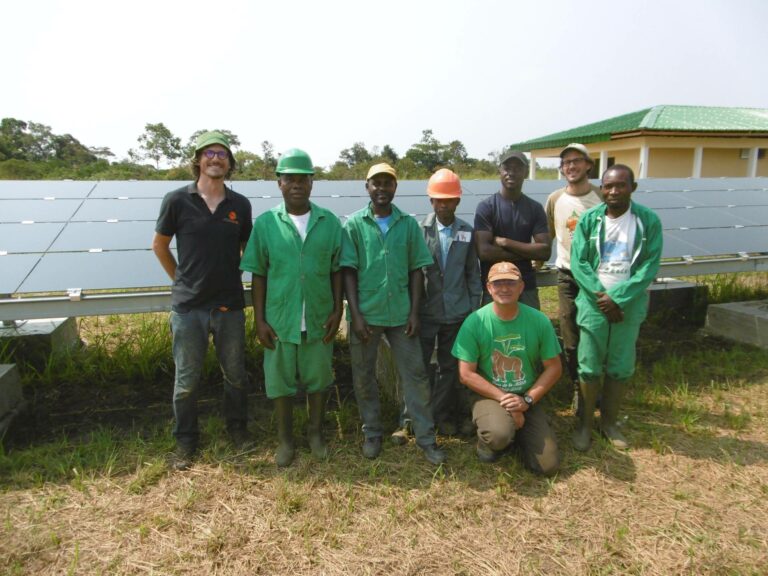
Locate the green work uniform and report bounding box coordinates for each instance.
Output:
[570,200,663,380]
[340,203,433,325]
[240,202,342,398]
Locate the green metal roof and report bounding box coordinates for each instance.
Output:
[510,105,768,152]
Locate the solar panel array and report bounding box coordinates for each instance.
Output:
[1,178,767,296]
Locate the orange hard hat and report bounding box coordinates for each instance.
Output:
[427,168,462,199]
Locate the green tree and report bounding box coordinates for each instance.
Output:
[338,142,372,168]
[261,141,277,178]
[136,123,182,168]
[404,129,449,172]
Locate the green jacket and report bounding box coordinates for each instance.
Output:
[340,203,432,326]
[570,200,662,310]
[240,201,342,344]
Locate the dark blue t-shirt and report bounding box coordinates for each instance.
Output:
[473,191,548,288]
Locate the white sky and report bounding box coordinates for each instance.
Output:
[2,0,767,168]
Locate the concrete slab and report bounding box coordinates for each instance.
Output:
[0,364,24,435]
[0,317,80,364]
[648,278,708,325]
[706,300,768,349]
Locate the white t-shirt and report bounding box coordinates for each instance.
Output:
[598,210,636,290]
[288,211,311,241]
[549,187,602,270]
[288,210,311,330]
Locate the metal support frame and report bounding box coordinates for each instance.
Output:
[1,256,767,321]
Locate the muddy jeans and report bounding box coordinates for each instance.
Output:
[170,307,248,448]
[349,323,437,448]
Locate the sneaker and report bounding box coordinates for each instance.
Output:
[171,443,196,471]
[420,444,446,465]
[476,441,499,463]
[228,427,253,451]
[390,427,409,446]
[362,436,382,459]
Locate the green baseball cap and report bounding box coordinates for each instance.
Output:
[195,130,231,153]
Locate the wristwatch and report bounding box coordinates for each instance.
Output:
[523,394,534,408]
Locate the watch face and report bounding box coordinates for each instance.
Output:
[524,394,533,406]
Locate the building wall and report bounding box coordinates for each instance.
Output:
[701,148,750,177]
[529,135,768,178]
[647,148,694,177]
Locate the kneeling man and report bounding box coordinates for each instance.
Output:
[452,261,561,475]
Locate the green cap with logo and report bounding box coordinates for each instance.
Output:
[276,148,315,175]
[195,130,231,153]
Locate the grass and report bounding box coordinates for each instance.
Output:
[1,273,767,574]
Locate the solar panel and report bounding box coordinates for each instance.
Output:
[1,177,767,299]
[0,223,65,254]
[0,180,95,199]
[49,221,172,252]
[0,199,83,223]
[16,251,176,293]
[70,198,163,222]
[0,254,41,294]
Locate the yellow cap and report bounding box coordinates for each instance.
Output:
[366,162,397,181]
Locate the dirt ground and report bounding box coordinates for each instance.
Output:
[2,322,767,575]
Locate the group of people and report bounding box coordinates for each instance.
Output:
[152,131,662,475]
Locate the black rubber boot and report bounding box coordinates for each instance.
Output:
[601,378,629,449]
[274,396,295,467]
[572,378,599,452]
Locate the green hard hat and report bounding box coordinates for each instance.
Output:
[195,130,231,153]
[276,148,315,175]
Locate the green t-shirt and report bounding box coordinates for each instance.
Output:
[452,303,561,394]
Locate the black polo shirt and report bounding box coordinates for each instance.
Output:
[156,183,253,312]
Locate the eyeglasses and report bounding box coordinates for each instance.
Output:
[489,279,520,288]
[561,157,586,168]
[203,150,229,160]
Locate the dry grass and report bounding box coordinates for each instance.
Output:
[3,373,767,575]
[2,283,768,575]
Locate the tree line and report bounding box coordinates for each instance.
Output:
[0,118,556,181]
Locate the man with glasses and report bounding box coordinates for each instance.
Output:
[544,143,603,410]
[153,130,252,471]
[452,261,562,475]
[474,151,550,309]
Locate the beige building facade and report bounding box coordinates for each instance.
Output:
[530,135,768,179]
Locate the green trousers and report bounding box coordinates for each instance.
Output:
[263,334,333,399]
[576,293,646,381]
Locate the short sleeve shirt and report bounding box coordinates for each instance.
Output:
[474,192,548,288]
[155,183,252,312]
[240,202,342,344]
[452,303,561,394]
[340,203,433,326]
